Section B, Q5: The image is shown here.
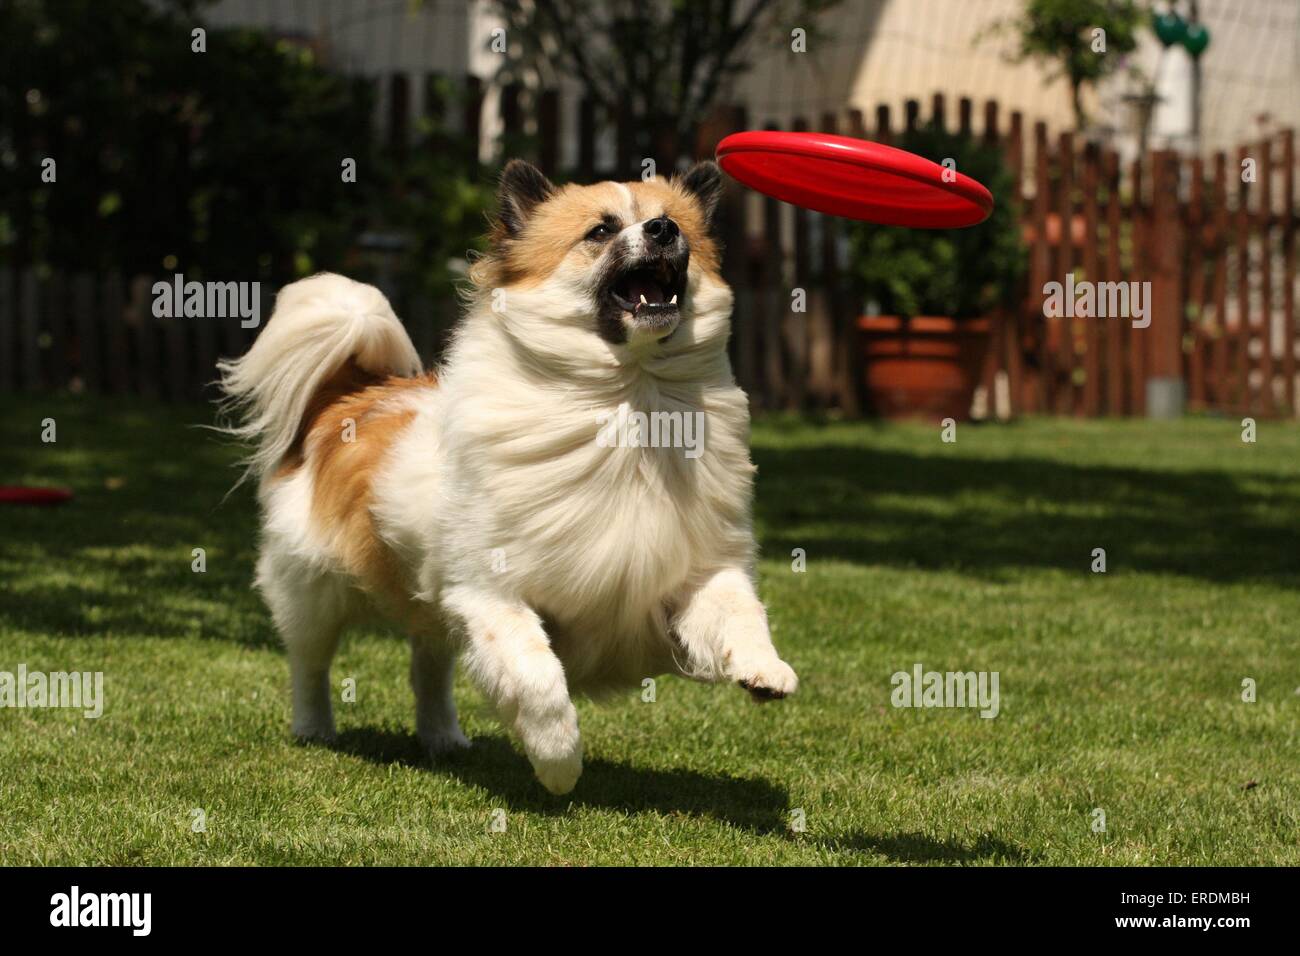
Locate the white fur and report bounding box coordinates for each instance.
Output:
[221,224,797,795]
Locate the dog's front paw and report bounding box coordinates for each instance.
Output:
[735,657,799,703]
[517,701,583,795]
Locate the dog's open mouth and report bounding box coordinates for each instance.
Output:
[606,260,685,329]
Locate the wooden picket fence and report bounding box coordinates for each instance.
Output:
[698,95,1299,419]
[2,78,1297,418]
[0,273,457,402]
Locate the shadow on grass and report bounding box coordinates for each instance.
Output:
[810,830,1032,864]
[332,727,1028,863]
[754,444,1300,584]
[334,727,788,833]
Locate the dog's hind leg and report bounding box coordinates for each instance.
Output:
[258,551,350,742]
[409,628,470,757]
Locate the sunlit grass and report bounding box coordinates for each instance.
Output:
[1,395,1297,864]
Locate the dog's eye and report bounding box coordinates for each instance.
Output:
[585,223,614,242]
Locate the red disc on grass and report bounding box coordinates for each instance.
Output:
[715,130,993,228]
[0,486,73,506]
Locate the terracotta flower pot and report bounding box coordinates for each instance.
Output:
[858,315,992,421]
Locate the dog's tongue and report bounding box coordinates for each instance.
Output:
[627,275,665,306]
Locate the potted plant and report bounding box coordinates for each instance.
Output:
[846,122,1025,420]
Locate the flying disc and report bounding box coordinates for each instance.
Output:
[0,486,73,506]
[716,130,993,228]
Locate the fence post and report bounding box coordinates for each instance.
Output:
[104,274,129,395]
[0,271,14,392]
[1146,151,1185,418]
[422,72,446,127]
[1259,137,1274,411]
[463,75,484,166]
[20,269,40,392]
[1104,150,1125,415]
[1235,144,1251,413]
[577,97,597,180]
[979,99,1002,417]
[1282,129,1296,416]
[538,88,559,176]
[1129,156,1147,415]
[499,81,523,158]
[1056,131,1076,416]
[1082,142,1101,416]
[388,73,411,157]
[193,302,218,401]
[1210,151,1229,410]
[46,274,68,391]
[1005,110,1024,418]
[72,274,99,394]
[163,297,188,402]
[1029,122,1050,414]
[1186,156,1208,410]
[131,276,158,399]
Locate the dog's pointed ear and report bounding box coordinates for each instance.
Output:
[677,160,724,229]
[497,159,555,236]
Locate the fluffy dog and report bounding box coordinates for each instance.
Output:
[218,160,797,794]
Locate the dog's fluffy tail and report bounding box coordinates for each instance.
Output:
[216,272,421,484]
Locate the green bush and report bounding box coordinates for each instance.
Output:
[846,123,1026,319]
[0,0,491,298]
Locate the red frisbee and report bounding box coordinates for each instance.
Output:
[716,130,993,228]
[0,486,73,506]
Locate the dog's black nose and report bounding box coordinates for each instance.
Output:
[644,216,679,245]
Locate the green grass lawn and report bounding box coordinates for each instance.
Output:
[1,394,1297,865]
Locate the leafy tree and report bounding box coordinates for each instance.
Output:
[488,0,842,170]
[982,0,1145,131]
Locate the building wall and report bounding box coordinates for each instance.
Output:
[731,0,1300,158]
[731,0,1079,138]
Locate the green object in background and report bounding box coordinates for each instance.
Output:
[1152,10,1188,47]
[1182,22,1211,57]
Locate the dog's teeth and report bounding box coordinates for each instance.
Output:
[639,295,648,305]
[670,294,677,304]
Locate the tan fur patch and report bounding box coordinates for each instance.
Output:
[292,365,436,611]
